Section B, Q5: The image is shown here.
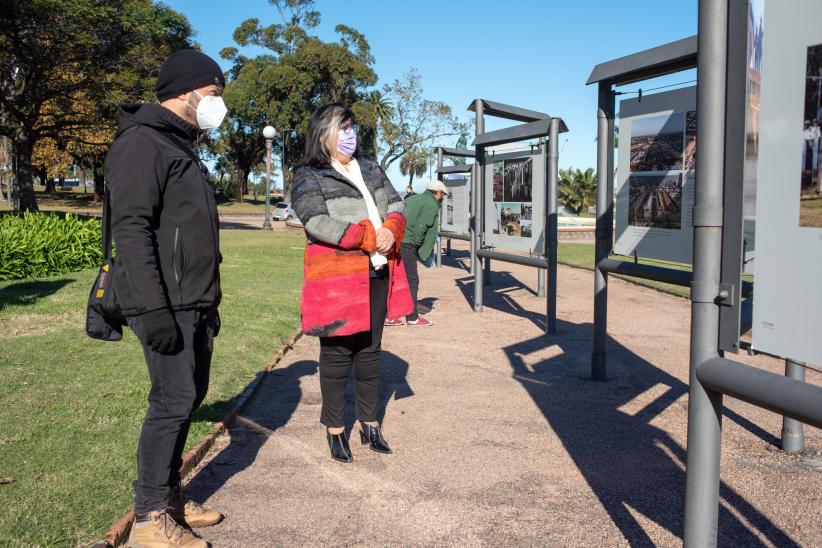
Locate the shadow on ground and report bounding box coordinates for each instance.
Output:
[218,220,262,230]
[0,278,73,310]
[186,351,412,504]
[454,271,796,546]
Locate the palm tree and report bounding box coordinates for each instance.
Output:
[399,149,429,188]
[558,167,597,214]
[367,90,394,123]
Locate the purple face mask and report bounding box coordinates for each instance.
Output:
[336,125,358,157]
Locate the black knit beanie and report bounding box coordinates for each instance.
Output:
[155,49,226,101]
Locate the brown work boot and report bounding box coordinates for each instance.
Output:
[126,509,208,548]
[169,487,223,528]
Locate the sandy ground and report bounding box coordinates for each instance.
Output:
[185,242,821,547]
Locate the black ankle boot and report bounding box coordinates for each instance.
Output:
[326,430,352,463]
[359,423,392,454]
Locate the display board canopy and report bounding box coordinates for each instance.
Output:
[435,147,475,158]
[466,99,551,123]
[473,118,567,147]
[437,164,472,174]
[586,35,697,86]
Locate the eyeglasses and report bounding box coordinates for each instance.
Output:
[340,123,360,135]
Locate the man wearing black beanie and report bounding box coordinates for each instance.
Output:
[105,49,226,548]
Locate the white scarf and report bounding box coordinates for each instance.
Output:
[331,158,387,268]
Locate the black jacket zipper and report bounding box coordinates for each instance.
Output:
[173,226,184,305]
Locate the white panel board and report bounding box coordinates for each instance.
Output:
[752,0,822,365]
[483,149,545,254]
[615,87,697,264]
[441,174,470,235]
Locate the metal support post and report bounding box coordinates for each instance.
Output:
[546,118,559,334]
[591,82,615,379]
[484,256,492,285]
[436,208,443,268]
[781,358,806,454]
[436,148,443,268]
[683,2,728,545]
[263,138,273,230]
[446,237,452,256]
[473,100,485,312]
[537,268,546,297]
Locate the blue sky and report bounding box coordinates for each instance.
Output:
[164,0,698,191]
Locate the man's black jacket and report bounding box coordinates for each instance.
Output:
[105,103,221,316]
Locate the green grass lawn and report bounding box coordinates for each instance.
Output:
[557,243,691,298]
[800,197,822,228]
[0,191,277,216]
[0,230,304,547]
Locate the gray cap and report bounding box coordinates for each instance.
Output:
[426,180,449,195]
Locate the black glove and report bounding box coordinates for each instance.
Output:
[140,308,178,354]
[213,310,221,338]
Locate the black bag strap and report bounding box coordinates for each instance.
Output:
[102,182,113,261]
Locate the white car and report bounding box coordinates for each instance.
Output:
[272,202,294,221]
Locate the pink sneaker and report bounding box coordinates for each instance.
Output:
[406,316,433,326]
[384,318,404,326]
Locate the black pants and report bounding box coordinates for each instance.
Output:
[318,273,388,427]
[400,243,420,321]
[128,308,216,514]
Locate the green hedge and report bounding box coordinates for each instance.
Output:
[0,213,103,280]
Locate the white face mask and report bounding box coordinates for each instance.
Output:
[187,90,227,129]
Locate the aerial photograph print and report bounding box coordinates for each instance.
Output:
[630,112,685,172]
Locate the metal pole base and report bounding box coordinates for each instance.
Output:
[483,257,491,286]
[537,269,546,298]
[591,352,607,381]
[781,358,806,454]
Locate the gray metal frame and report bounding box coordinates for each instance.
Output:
[588,41,704,380]
[468,98,566,334]
[685,2,822,544]
[435,149,473,268]
[717,0,751,354]
[587,3,821,544]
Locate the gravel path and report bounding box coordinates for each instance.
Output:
[186,243,821,547]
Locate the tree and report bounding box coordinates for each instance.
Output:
[399,148,429,188]
[378,69,470,172]
[217,0,378,199]
[0,0,193,211]
[558,167,597,215]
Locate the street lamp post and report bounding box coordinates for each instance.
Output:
[262,125,276,230]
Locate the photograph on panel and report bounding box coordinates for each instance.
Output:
[493,161,504,202]
[500,202,522,236]
[630,112,685,172]
[503,157,533,202]
[521,203,533,221]
[446,193,454,225]
[521,221,533,238]
[800,42,822,228]
[492,203,502,234]
[683,111,697,171]
[628,173,683,229]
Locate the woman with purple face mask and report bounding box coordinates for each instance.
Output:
[291,104,413,463]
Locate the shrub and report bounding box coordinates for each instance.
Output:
[0,212,103,280]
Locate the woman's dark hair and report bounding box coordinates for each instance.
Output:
[301,103,356,167]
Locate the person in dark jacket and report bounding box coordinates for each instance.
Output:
[385,180,448,327]
[106,49,225,548]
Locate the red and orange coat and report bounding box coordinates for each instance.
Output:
[291,157,413,337]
